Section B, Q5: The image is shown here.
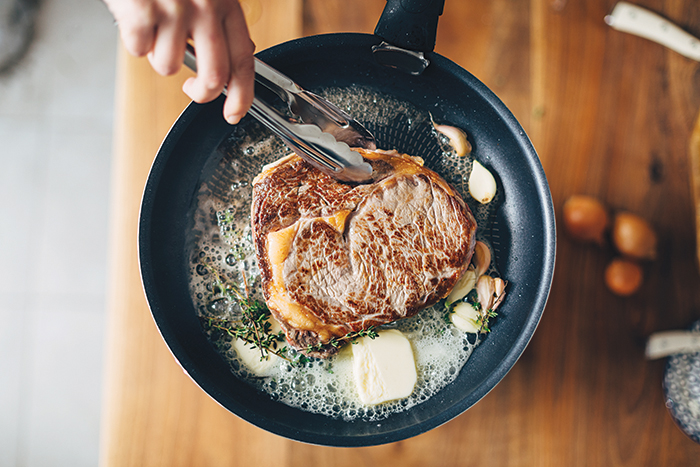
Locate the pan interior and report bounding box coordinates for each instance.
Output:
[188,85,502,422]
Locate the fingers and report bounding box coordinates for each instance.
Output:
[147,5,187,76]
[106,0,157,57]
[108,0,255,123]
[182,0,255,124]
[222,2,255,124]
[181,14,230,104]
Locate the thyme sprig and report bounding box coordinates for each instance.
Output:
[304,326,379,355]
[444,286,503,334]
[475,309,498,333]
[201,260,288,363]
[203,313,289,362]
[200,259,381,366]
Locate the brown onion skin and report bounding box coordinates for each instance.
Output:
[605,258,643,296]
[612,212,657,260]
[562,195,610,245]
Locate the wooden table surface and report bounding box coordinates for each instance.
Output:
[99,0,700,465]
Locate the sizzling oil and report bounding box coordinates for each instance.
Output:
[187,86,502,422]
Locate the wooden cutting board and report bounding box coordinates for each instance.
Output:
[100,0,700,465]
[690,110,700,268]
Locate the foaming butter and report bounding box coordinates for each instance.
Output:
[187,84,497,422]
[352,329,417,405]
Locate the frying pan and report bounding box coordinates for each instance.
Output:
[139,0,556,447]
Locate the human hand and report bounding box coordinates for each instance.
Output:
[105,0,255,124]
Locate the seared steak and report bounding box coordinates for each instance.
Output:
[251,148,477,357]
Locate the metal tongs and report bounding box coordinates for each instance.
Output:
[184,45,375,182]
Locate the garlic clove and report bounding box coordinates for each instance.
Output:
[469,160,497,204]
[451,312,480,333]
[446,267,476,305]
[476,275,496,313]
[451,302,481,333]
[492,277,507,311]
[473,241,492,278]
[435,124,472,157]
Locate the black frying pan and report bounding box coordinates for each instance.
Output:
[139,0,556,447]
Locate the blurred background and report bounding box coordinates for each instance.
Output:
[0,0,116,465]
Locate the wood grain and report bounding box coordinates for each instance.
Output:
[100,0,700,465]
[690,110,700,269]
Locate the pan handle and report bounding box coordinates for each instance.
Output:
[374,0,445,52]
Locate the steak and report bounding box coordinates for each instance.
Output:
[251,148,477,358]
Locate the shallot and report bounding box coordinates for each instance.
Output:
[562,195,609,245]
[604,257,643,296]
[612,212,657,260]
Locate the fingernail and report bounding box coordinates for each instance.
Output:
[226,114,240,125]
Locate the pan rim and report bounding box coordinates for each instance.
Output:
[138,32,556,447]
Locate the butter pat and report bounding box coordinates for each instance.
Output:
[352,329,417,405]
[232,317,284,377]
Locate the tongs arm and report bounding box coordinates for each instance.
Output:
[254,60,376,150]
[183,44,374,183]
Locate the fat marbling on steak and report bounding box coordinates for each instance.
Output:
[251,148,477,358]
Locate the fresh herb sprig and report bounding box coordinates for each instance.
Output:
[201,260,290,363]
[304,326,379,355]
[444,286,502,334]
[475,309,498,333]
[203,307,289,362]
[201,259,381,366]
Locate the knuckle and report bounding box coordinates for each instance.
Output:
[201,71,227,91]
[122,30,152,56]
[147,50,180,76]
[157,61,181,76]
[231,42,255,76]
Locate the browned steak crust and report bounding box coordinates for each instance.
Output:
[251,148,476,357]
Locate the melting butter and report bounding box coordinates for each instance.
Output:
[352,330,417,405]
[232,317,284,377]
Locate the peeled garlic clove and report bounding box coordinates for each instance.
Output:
[451,311,480,333]
[469,160,497,204]
[446,267,476,305]
[435,124,472,157]
[451,302,481,333]
[473,241,492,278]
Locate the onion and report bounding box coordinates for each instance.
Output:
[612,212,657,260]
[562,195,609,245]
[604,258,643,296]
